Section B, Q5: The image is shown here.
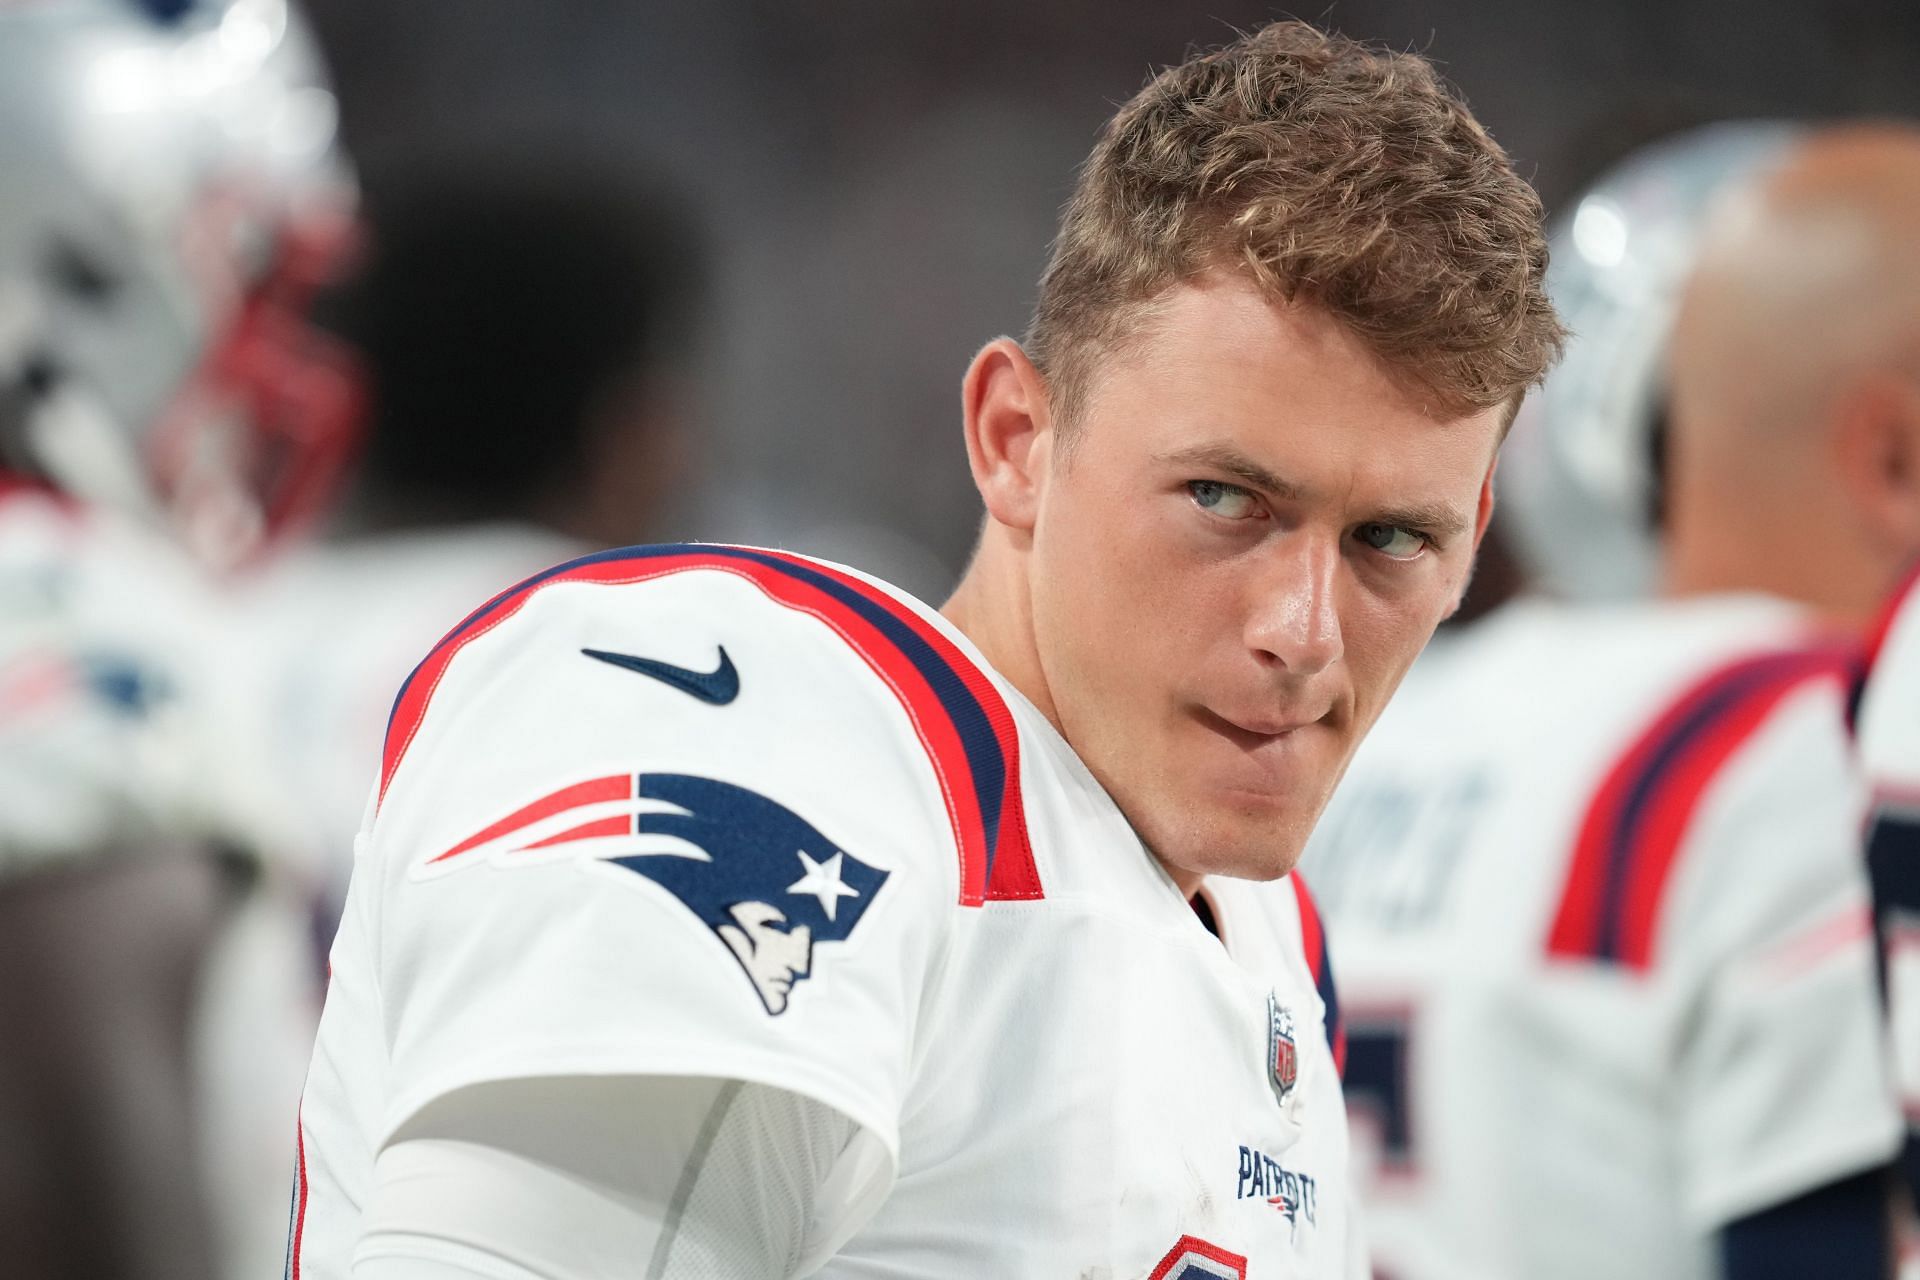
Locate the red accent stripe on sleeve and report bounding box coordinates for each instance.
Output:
[758,551,1041,904]
[289,1106,308,1280]
[1547,644,1854,971]
[381,551,719,803]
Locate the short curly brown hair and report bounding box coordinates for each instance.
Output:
[1029,20,1564,434]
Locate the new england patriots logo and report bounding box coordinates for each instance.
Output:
[421,773,889,1014]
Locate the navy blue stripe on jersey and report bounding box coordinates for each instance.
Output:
[1550,646,1852,970]
[1589,666,1774,962]
[1865,804,1920,1197]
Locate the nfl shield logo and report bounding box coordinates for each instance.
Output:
[1267,992,1298,1104]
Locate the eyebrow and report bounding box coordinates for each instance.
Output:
[1372,500,1473,541]
[1157,444,1305,500]
[1158,443,1474,541]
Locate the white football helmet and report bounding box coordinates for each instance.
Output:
[1498,122,1805,600]
[0,0,362,569]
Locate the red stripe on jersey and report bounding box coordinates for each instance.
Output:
[290,1106,309,1280]
[383,546,1038,905]
[1149,1235,1249,1279]
[382,550,717,802]
[1853,558,1920,732]
[1294,871,1326,986]
[428,775,633,864]
[1548,644,1854,971]
[757,550,1040,904]
[1290,870,1347,1076]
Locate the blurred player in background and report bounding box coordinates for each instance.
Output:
[290,22,1562,1278]
[1301,123,1915,1280]
[238,155,703,913]
[0,1,362,1276]
[219,156,703,1279]
[1794,126,1920,1274]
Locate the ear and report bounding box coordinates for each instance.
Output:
[1833,372,1920,556]
[1443,453,1500,621]
[961,337,1053,532]
[1471,453,1499,555]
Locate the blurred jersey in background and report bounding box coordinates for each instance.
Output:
[235,152,704,911]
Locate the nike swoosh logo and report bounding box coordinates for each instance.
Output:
[581,646,739,706]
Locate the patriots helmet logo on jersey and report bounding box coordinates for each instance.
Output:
[420,771,889,1015]
[611,774,891,1014]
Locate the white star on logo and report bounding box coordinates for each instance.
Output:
[787,849,861,921]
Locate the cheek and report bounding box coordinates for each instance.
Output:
[1340,578,1453,712]
[1041,484,1188,639]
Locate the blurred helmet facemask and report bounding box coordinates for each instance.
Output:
[0,0,362,571]
[1498,122,1803,602]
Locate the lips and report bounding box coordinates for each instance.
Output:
[1198,705,1327,745]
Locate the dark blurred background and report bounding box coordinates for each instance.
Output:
[306,0,1920,601]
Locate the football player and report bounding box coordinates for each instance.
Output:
[1821,126,1920,1277]
[1301,123,1915,1280]
[1859,567,1920,1280]
[291,22,1563,1278]
[236,156,703,915]
[0,1,361,1275]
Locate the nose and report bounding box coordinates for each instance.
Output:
[1245,532,1343,676]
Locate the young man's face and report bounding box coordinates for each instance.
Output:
[1028,272,1502,886]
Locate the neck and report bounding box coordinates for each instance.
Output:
[942,522,1207,905]
[1661,480,1886,631]
[940,523,1060,729]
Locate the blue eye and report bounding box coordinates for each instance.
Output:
[1187,480,1260,519]
[1354,522,1427,559]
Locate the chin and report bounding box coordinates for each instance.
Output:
[1144,804,1311,886]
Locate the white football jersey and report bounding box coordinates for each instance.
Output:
[1299,595,1897,1280]
[1853,564,1920,1262]
[0,482,282,867]
[0,480,317,1280]
[292,544,1366,1279]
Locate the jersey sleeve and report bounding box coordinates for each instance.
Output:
[1662,679,1900,1230]
[353,1076,856,1279]
[358,551,975,1173]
